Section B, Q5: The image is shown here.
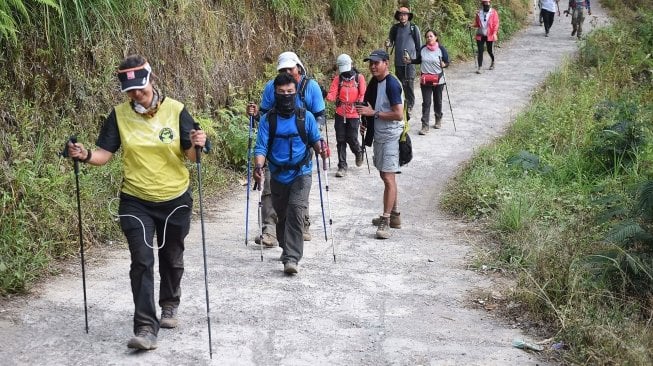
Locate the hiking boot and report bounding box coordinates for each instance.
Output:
[489,62,495,70]
[418,126,429,135]
[355,151,364,167]
[127,328,158,350]
[571,29,576,36]
[371,212,401,229]
[254,232,278,247]
[375,216,391,239]
[545,31,549,37]
[434,118,442,129]
[476,67,482,74]
[335,168,347,177]
[283,262,298,274]
[160,305,178,329]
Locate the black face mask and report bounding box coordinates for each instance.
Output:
[483,5,490,12]
[275,93,296,117]
[341,71,354,79]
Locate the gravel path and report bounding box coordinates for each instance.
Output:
[0,4,609,365]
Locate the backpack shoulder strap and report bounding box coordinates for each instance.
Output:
[410,24,420,48]
[389,23,398,41]
[298,76,311,105]
[295,107,307,144]
[267,108,278,155]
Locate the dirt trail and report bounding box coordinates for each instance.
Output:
[0,4,609,366]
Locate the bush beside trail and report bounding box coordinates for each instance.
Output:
[442,1,653,364]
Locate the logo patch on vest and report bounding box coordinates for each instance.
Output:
[159,128,174,143]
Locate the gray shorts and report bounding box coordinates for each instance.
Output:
[373,139,400,173]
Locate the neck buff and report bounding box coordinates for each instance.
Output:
[132,88,161,118]
[275,93,296,117]
[426,41,439,51]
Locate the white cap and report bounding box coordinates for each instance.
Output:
[336,54,352,73]
[277,51,306,73]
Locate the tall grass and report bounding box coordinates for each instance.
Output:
[0,0,532,296]
[442,4,653,363]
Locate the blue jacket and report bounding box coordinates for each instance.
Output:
[254,110,321,184]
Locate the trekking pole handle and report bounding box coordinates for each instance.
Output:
[320,139,330,168]
[193,123,202,163]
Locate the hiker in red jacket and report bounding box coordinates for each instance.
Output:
[470,0,500,74]
[325,54,367,177]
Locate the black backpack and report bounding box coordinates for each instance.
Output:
[266,107,311,172]
[389,23,421,52]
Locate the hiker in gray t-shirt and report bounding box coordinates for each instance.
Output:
[386,6,421,118]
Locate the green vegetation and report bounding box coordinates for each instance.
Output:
[442,1,653,364]
[0,0,527,295]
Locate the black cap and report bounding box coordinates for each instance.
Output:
[363,49,390,62]
[117,62,152,92]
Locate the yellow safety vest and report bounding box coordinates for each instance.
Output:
[115,98,189,202]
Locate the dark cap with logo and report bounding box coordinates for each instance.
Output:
[363,49,390,62]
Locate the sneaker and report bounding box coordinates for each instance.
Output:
[355,151,364,167]
[476,67,482,74]
[335,168,347,177]
[160,305,178,329]
[418,126,429,135]
[434,118,442,129]
[284,262,298,274]
[375,216,391,239]
[254,232,278,247]
[489,62,495,70]
[127,328,158,350]
[372,212,401,229]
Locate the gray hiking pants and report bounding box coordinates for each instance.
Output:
[271,174,311,265]
[262,165,311,236]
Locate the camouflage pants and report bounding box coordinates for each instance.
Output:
[571,8,586,37]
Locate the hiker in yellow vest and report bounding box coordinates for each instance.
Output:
[67,55,206,351]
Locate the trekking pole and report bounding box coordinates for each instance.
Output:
[440,57,456,132]
[319,140,336,262]
[63,136,89,334]
[324,121,332,168]
[244,107,255,246]
[314,153,328,242]
[360,117,370,174]
[469,27,478,69]
[403,48,409,84]
[192,123,213,359]
[254,180,263,262]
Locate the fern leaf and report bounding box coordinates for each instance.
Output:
[636,181,653,221]
[605,220,644,243]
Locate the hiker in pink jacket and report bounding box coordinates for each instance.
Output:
[326,54,367,177]
[471,0,500,74]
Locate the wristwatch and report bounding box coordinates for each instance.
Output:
[374,111,380,120]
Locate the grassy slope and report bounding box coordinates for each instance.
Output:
[442,1,653,364]
[0,1,527,291]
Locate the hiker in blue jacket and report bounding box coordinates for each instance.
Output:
[253,72,327,274]
[247,51,326,245]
